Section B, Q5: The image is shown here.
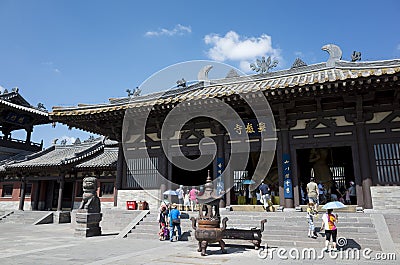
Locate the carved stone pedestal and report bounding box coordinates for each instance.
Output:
[74,209,102,237]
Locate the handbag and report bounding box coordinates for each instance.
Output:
[172,219,180,224]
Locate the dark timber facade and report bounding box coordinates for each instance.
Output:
[48,47,400,210]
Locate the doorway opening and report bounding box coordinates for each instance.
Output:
[297,146,355,204]
[171,155,213,187]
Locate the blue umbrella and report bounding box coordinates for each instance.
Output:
[163,190,178,196]
[322,201,346,210]
[242,179,256,185]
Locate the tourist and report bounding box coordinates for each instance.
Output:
[348,181,357,205]
[320,208,338,252]
[158,206,168,240]
[306,177,319,212]
[258,182,270,211]
[168,203,182,242]
[338,185,346,203]
[330,183,339,201]
[189,186,199,211]
[176,185,184,205]
[183,191,190,211]
[344,186,351,205]
[300,182,306,204]
[306,202,317,238]
[256,190,262,205]
[318,182,326,204]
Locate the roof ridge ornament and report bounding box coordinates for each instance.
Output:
[126,87,141,97]
[322,44,342,67]
[176,78,186,88]
[351,51,362,62]
[198,65,213,85]
[250,56,278,74]
[291,58,307,69]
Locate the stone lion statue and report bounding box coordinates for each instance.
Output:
[79,177,101,213]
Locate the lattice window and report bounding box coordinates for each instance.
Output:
[100,182,114,197]
[330,167,346,189]
[374,143,400,184]
[1,185,13,197]
[233,170,247,194]
[127,157,159,188]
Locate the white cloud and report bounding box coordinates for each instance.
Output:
[145,24,191,37]
[204,31,281,73]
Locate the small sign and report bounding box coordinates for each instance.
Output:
[216,157,224,195]
[283,153,293,199]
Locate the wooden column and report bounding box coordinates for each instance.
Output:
[18,177,26,211]
[25,126,32,143]
[216,132,226,207]
[355,122,372,208]
[33,180,41,210]
[56,175,65,211]
[278,105,294,208]
[115,142,124,207]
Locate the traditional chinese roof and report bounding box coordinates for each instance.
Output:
[5,139,104,169]
[0,90,49,125]
[49,45,400,139]
[75,147,118,170]
[51,59,400,117]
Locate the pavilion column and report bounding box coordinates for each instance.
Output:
[278,105,294,208]
[280,128,294,208]
[33,180,41,210]
[355,122,372,208]
[57,175,65,211]
[216,133,226,207]
[18,177,26,211]
[115,142,124,207]
[25,126,32,143]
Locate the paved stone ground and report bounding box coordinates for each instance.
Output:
[0,213,398,265]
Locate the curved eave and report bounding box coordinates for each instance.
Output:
[49,61,400,118]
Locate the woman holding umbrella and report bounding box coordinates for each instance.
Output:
[320,201,345,252]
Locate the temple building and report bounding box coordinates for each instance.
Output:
[0,137,117,211]
[1,44,400,211]
[0,89,50,209]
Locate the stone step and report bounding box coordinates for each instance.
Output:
[264,239,382,251]
[0,211,50,225]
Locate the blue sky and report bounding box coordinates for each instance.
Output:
[0,0,399,147]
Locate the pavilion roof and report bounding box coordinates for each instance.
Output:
[75,147,118,170]
[50,59,400,117]
[5,139,104,169]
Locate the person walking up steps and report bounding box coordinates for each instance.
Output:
[307,177,319,212]
[320,208,338,252]
[306,202,317,239]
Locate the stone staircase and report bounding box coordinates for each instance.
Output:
[126,211,196,240]
[224,211,381,251]
[98,208,143,234]
[0,211,50,224]
[123,209,382,251]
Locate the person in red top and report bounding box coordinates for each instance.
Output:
[320,209,338,252]
[189,186,199,212]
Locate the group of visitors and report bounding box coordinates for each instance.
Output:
[157,202,182,242]
[305,176,349,252]
[302,179,357,206]
[173,185,202,212]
